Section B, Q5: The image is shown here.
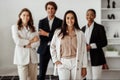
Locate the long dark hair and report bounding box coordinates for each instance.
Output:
[17,8,35,32]
[58,10,80,38]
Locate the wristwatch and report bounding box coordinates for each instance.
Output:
[23,45,26,48]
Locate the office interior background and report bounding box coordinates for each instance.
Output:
[0,0,120,79]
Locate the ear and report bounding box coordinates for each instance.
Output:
[19,15,22,19]
[94,15,96,18]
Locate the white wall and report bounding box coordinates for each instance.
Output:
[0,0,101,70]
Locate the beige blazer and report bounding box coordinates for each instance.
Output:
[11,24,40,65]
[50,29,87,79]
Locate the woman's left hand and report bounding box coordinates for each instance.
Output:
[81,68,87,77]
[30,36,39,44]
[55,60,62,66]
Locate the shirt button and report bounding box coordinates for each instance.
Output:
[77,68,79,70]
[77,60,79,62]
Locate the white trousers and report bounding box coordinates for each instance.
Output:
[86,61,102,80]
[17,63,37,80]
[57,58,78,80]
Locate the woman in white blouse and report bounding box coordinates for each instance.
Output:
[50,10,87,80]
[11,8,40,80]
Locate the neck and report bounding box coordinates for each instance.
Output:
[67,26,74,34]
[48,15,55,20]
[88,22,93,27]
[22,23,27,27]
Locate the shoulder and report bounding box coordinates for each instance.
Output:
[54,29,61,34]
[76,30,86,41]
[11,24,18,30]
[31,31,38,36]
[76,29,84,35]
[93,22,105,32]
[79,29,85,37]
[55,17,62,22]
[39,17,47,22]
[11,24,17,27]
[94,22,104,29]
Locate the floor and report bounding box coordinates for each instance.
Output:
[0,75,59,80]
[0,67,58,80]
[0,60,57,80]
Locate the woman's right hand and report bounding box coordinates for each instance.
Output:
[55,61,62,66]
[81,68,87,78]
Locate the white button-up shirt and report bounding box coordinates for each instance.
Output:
[85,22,97,60]
[85,22,97,49]
[48,17,55,30]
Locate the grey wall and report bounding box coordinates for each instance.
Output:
[0,0,100,70]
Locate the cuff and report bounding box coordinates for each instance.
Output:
[90,43,97,49]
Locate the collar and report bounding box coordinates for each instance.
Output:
[48,16,55,21]
[86,22,94,29]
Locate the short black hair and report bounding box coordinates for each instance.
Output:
[45,1,57,11]
[87,9,96,15]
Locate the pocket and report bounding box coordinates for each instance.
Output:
[57,64,64,69]
[57,64,62,67]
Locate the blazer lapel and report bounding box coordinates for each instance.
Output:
[47,18,51,31]
[89,23,96,43]
[51,17,57,31]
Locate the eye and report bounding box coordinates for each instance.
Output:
[66,17,69,19]
[48,7,50,9]
[71,17,74,20]
[23,14,26,16]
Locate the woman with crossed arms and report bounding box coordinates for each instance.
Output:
[11,8,40,80]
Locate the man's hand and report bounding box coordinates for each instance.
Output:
[38,29,49,37]
[86,44,91,52]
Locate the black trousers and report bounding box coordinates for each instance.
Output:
[39,46,51,80]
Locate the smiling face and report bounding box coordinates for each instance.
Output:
[86,10,96,24]
[66,13,75,28]
[46,4,56,18]
[20,11,30,25]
